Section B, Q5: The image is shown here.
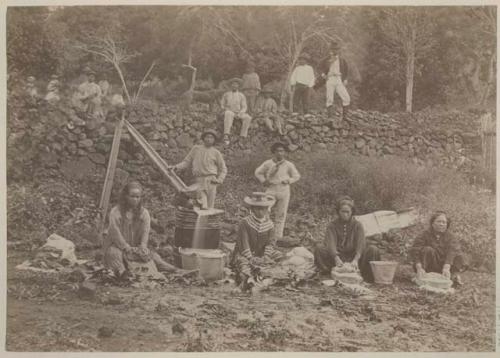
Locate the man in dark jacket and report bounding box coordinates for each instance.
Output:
[314,42,350,120]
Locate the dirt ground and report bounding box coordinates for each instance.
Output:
[6,249,495,352]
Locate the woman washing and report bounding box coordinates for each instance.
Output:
[410,211,466,285]
[314,196,381,283]
[103,181,181,276]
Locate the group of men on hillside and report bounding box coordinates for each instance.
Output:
[218,41,351,144]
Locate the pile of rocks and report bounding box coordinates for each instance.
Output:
[7,97,483,176]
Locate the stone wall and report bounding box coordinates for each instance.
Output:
[7,98,483,179]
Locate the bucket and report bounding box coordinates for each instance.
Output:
[178,248,225,281]
[197,250,225,281]
[369,261,398,284]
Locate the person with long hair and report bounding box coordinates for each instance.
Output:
[410,211,466,285]
[314,196,381,282]
[103,181,179,275]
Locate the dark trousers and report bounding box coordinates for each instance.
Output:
[314,245,381,283]
[412,246,467,274]
[293,83,310,114]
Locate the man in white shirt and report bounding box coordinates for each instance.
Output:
[290,53,315,114]
[255,142,301,245]
[220,78,252,146]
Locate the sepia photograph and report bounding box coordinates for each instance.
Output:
[4,2,497,353]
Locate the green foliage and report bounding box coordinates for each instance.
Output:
[7,7,58,76]
[225,150,494,270]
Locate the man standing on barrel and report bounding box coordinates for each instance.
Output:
[171,129,227,209]
[315,42,350,120]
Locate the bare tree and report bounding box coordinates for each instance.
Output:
[273,8,341,110]
[74,33,157,105]
[380,8,436,112]
[469,7,496,106]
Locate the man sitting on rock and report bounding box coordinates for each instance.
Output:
[220,78,252,146]
[45,74,61,104]
[255,87,283,136]
[171,129,227,209]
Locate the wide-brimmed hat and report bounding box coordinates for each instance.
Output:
[330,42,341,51]
[260,86,274,94]
[228,77,243,86]
[51,74,59,79]
[271,142,288,153]
[201,129,219,141]
[244,192,276,207]
[27,76,36,83]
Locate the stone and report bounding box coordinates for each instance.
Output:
[383,146,394,154]
[78,281,96,300]
[288,144,299,152]
[176,133,193,148]
[98,326,114,338]
[104,294,123,306]
[68,269,87,283]
[88,153,106,165]
[355,138,366,149]
[78,132,87,140]
[311,143,327,152]
[155,123,168,132]
[288,130,299,141]
[167,138,178,149]
[78,139,94,148]
[285,124,296,132]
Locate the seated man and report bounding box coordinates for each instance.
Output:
[409,211,466,285]
[220,78,252,146]
[230,192,283,291]
[314,196,381,283]
[256,87,283,136]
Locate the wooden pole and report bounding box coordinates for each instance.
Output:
[97,112,126,243]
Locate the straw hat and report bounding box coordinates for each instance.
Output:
[201,129,219,141]
[228,77,243,86]
[260,86,274,94]
[244,192,276,207]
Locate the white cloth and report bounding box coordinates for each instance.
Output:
[290,65,316,87]
[326,76,350,107]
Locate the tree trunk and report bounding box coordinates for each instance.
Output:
[405,28,416,113]
[480,51,496,105]
[279,48,302,110]
[405,52,415,112]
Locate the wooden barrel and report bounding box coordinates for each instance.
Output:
[173,207,224,266]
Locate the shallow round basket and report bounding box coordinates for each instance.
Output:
[331,270,363,285]
[369,261,398,285]
[418,272,453,290]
